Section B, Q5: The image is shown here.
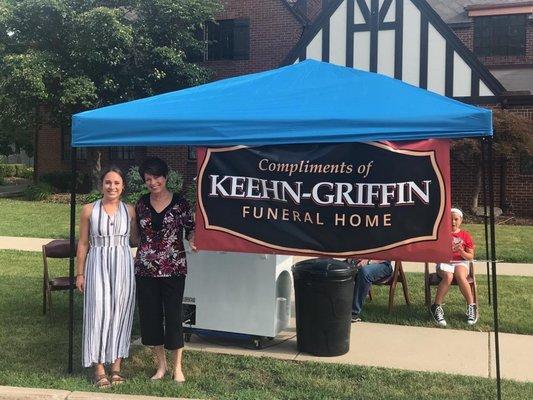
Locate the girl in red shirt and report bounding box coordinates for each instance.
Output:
[430,208,477,327]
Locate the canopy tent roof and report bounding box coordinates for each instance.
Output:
[72,60,492,147]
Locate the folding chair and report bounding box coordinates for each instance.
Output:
[424,261,477,307]
[42,239,77,316]
[368,261,411,313]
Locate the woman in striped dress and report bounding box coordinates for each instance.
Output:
[76,167,136,388]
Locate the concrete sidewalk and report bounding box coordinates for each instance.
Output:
[0,386,197,400]
[1,236,532,277]
[0,183,27,198]
[182,319,533,383]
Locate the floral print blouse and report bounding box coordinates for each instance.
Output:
[135,193,195,278]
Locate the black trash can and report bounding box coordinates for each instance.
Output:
[292,258,356,357]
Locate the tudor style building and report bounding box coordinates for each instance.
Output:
[36,0,533,216]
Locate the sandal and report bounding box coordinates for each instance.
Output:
[110,370,126,385]
[94,374,111,389]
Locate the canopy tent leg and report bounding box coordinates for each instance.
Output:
[485,137,501,400]
[68,147,77,373]
[480,139,491,305]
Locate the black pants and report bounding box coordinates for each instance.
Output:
[136,275,185,350]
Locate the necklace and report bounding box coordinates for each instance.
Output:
[102,201,119,225]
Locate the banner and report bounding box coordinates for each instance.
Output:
[195,140,452,262]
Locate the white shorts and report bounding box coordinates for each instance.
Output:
[436,262,468,273]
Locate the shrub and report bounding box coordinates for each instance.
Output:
[0,176,5,186]
[167,169,184,194]
[18,167,33,179]
[23,182,53,201]
[184,184,197,208]
[78,166,186,204]
[40,171,72,192]
[83,190,103,204]
[125,166,147,194]
[0,164,22,177]
[40,171,90,193]
[123,165,184,204]
[0,164,33,179]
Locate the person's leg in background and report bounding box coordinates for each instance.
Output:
[454,264,477,325]
[430,266,453,327]
[351,261,393,321]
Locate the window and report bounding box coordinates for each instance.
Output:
[187,146,197,161]
[207,19,250,61]
[109,146,136,160]
[520,153,533,175]
[474,14,527,57]
[61,128,87,161]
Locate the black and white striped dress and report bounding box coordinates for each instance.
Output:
[82,200,135,367]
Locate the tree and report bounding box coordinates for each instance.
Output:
[452,108,533,212]
[0,0,222,157]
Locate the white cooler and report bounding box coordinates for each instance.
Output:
[183,250,293,342]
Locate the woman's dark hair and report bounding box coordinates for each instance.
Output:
[100,166,126,185]
[139,157,169,179]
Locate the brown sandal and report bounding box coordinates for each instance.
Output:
[110,371,126,385]
[94,374,111,389]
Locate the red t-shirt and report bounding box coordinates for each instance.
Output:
[452,230,474,261]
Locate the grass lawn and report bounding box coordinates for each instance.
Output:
[463,223,533,263]
[0,249,532,399]
[0,198,81,239]
[364,271,533,335]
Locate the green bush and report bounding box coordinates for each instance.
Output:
[123,165,184,204]
[167,169,184,194]
[0,164,16,177]
[80,166,186,204]
[40,171,73,192]
[0,176,5,186]
[23,182,53,201]
[184,183,196,208]
[18,167,33,179]
[40,171,90,193]
[83,190,103,204]
[124,166,146,194]
[0,164,33,179]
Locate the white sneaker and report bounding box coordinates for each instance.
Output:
[467,303,478,325]
[430,304,447,327]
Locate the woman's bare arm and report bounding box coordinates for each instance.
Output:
[76,204,93,292]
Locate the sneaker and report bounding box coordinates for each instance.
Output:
[467,303,478,325]
[351,313,362,323]
[430,304,447,327]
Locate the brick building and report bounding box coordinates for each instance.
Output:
[35,0,533,215]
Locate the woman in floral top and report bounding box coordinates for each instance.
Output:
[135,157,195,383]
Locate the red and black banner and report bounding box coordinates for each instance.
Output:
[195,140,452,262]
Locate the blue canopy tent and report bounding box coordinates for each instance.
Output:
[73,60,492,146]
[70,60,501,395]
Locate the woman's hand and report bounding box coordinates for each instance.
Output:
[188,234,198,253]
[76,275,85,293]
